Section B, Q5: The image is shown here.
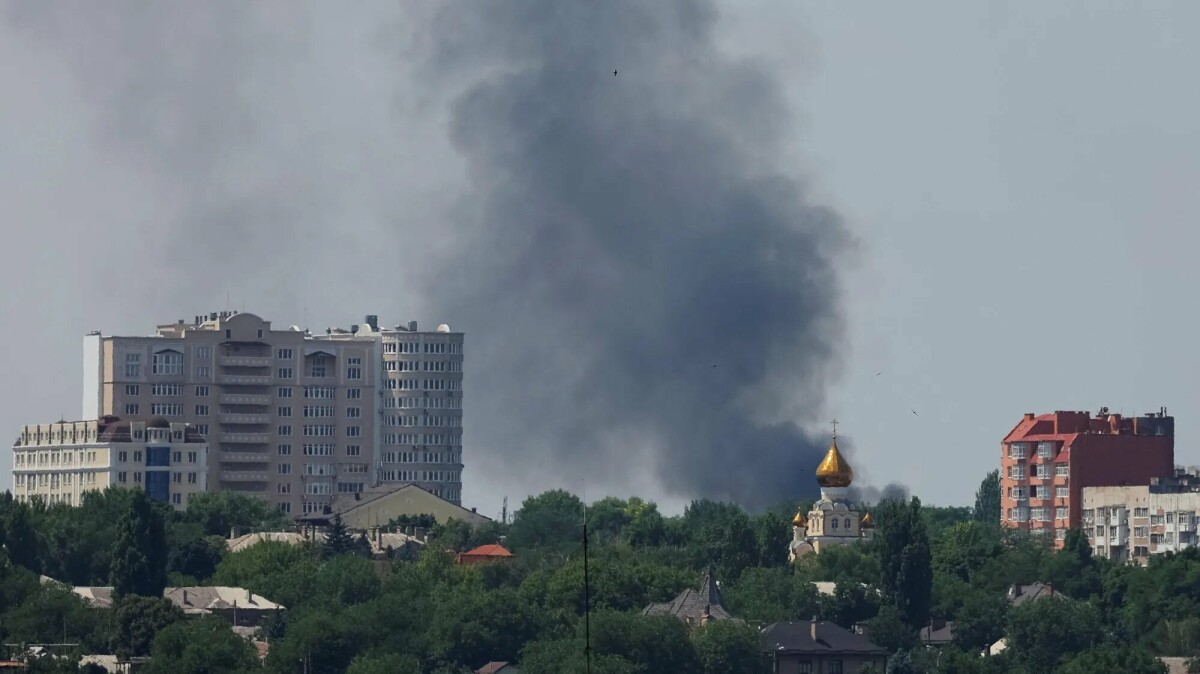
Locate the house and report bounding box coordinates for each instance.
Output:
[642,574,735,625]
[49,580,283,627]
[919,618,954,646]
[763,620,888,674]
[476,663,519,674]
[457,544,513,565]
[296,483,491,529]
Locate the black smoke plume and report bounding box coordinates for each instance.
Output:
[421,1,851,509]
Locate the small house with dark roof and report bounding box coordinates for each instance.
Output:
[642,573,735,626]
[763,619,888,673]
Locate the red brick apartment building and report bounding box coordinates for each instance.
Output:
[1000,408,1173,547]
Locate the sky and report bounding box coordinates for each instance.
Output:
[1,2,1198,518]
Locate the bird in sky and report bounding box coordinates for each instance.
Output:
[911,409,918,416]
[613,70,618,76]
[875,371,882,376]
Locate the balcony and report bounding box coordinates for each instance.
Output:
[219,433,272,445]
[220,414,270,425]
[219,472,269,483]
[220,452,271,463]
[220,394,271,406]
[219,355,271,367]
[221,375,273,385]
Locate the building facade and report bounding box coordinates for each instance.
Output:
[12,417,207,509]
[999,408,1174,547]
[1083,468,1200,563]
[81,311,464,515]
[788,430,874,560]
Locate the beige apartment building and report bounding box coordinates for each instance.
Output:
[81,311,464,515]
[12,417,207,509]
[1082,467,1200,563]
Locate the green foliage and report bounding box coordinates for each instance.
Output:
[509,490,584,550]
[692,620,771,674]
[1006,596,1100,673]
[1056,643,1168,674]
[180,491,289,537]
[110,490,168,598]
[322,514,356,557]
[1043,528,1101,600]
[345,653,422,674]
[114,596,184,659]
[973,470,1001,525]
[865,605,916,653]
[723,568,821,623]
[876,496,932,628]
[142,615,259,674]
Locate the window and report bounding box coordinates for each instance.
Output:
[303,425,336,437]
[172,451,181,463]
[152,351,183,375]
[1055,529,1067,540]
[1055,463,1069,477]
[1135,526,1149,537]
[1167,512,1175,524]
[831,518,839,530]
[1135,507,1150,518]
[278,444,292,456]
[278,387,293,398]
[187,451,198,463]
[257,329,264,339]
[125,353,142,378]
[187,472,197,484]
[279,502,292,514]
[278,406,293,418]
[346,388,361,400]
[195,385,210,397]
[1008,442,1027,459]
[278,368,294,380]
[1056,486,1069,498]
[151,403,183,416]
[1037,441,1055,458]
[194,424,208,436]
[829,661,843,674]
[172,493,182,505]
[277,348,293,360]
[346,445,361,457]
[133,472,142,483]
[118,451,128,462]
[225,329,231,339]
[338,482,365,494]
[195,405,209,416]
[152,383,183,396]
[125,403,140,415]
[125,384,140,396]
[303,444,335,456]
[346,406,361,419]
[305,481,333,495]
[1008,465,1026,480]
[305,386,335,399]
[278,425,292,436]
[347,357,362,380]
[797,662,813,674]
[304,405,334,418]
[195,366,211,378]
[278,483,291,494]
[195,346,211,359]
[278,464,291,475]
[134,451,143,462]
[311,357,328,378]
[172,472,182,483]
[1056,507,1069,520]
[346,426,361,438]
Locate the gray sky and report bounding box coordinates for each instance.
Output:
[2,2,1198,517]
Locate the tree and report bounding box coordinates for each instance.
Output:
[972,470,1001,525]
[323,515,356,557]
[1057,644,1167,674]
[753,511,790,567]
[509,490,585,550]
[864,605,917,654]
[950,590,1007,652]
[692,620,770,674]
[110,490,168,598]
[142,616,259,674]
[885,650,915,674]
[345,653,422,674]
[2,499,41,573]
[1044,528,1101,600]
[1006,596,1100,673]
[114,596,184,659]
[877,497,932,628]
[183,491,289,537]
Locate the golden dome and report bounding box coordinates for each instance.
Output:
[792,511,807,527]
[815,435,854,488]
[861,512,874,529]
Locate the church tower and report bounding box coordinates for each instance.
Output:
[789,422,874,560]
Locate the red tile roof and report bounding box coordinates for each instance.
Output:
[462,544,513,558]
[476,662,512,674]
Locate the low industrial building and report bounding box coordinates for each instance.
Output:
[296,482,491,529]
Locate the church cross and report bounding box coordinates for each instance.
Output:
[831,418,839,439]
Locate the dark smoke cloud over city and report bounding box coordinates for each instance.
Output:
[4,0,859,509]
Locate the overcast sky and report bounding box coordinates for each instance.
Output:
[2,2,1198,517]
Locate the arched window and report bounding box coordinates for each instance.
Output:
[831,517,839,530]
[845,518,852,529]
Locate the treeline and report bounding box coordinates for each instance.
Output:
[2,475,1199,673]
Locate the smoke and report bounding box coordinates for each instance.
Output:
[847,483,912,507]
[3,1,853,509]
[418,1,850,509]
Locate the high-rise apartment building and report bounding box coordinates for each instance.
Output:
[999,408,1173,547]
[1082,468,1200,563]
[12,417,207,509]
[82,311,464,515]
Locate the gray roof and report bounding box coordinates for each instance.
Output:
[1007,583,1062,607]
[919,620,954,645]
[763,621,888,656]
[642,574,734,622]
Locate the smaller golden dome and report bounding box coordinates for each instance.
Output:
[792,511,807,527]
[861,512,874,529]
[815,435,854,488]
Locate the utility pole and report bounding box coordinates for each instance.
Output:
[502,496,508,525]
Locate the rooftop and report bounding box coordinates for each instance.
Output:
[643,574,735,623]
[763,620,887,656]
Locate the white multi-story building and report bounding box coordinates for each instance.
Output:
[1082,467,1200,563]
[80,311,464,515]
[12,417,207,509]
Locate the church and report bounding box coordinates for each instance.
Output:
[789,425,874,560]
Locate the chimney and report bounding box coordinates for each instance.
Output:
[182,589,188,605]
[1024,412,1034,421]
[365,315,378,331]
[810,617,818,642]
[351,324,359,334]
[408,321,418,332]
[247,588,253,603]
